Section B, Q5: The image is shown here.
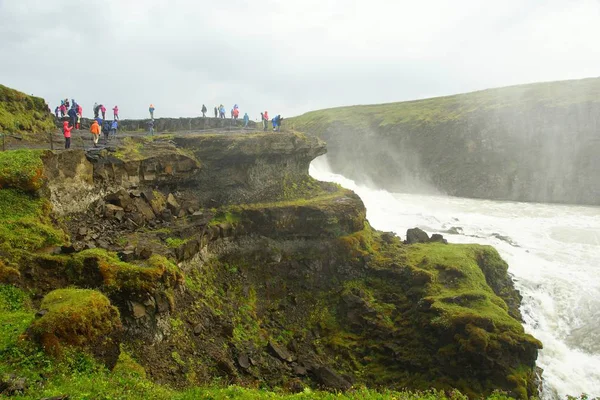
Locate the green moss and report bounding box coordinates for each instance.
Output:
[29,288,121,353]
[113,349,147,378]
[0,149,45,191]
[0,189,66,252]
[208,210,241,226]
[165,237,188,248]
[70,249,184,294]
[0,84,55,136]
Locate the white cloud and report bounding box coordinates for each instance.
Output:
[1,0,599,119]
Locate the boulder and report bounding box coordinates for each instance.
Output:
[267,341,293,362]
[237,353,251,369]
[117,250,135,262]
[105,189,132,210]
[313,366,352,391]
[166,193,181,214]
[405,227,430,244]
[133,198,156,222]
[104,204,124,219]
[129,301,147,319]
[429,233,448,244]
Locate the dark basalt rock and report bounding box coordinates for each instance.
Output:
[405,227,430,244]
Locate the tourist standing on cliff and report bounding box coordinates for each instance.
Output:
[62,121,72,149]
[219,105,226,119]
[263,111,269,131]
[214,106,218,118]
[233,108,239,120]
[112,105,119,120]
[110,120,118,138]
[149,104,155,119]
[93,102,99,118]
[54,106,59,119]
[100,104,106,119]
[243,112,249,128]
[59,103,66,117]
[102,120,111,143]
[76,111,81,130]
[68,107,78,130]
[90,119,101,147]
[147,119,154,136]
[201,104,207,118]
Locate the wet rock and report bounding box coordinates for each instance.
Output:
[141,189,155,203]
[216,359,237,377]
[78,227,88,237]
[313,366,352,391]
[429,233,448,244]
[130,190,142,198]
[188,207,195,214]
[133,198,156,221]
[267,341,293,362]
[136,247,153,260]
[60,245,76,254]
[117,250,135,262]
[155,293,171,313]
[129,212,144,226]
[104,204,124,219]
[405,227,430,244]
[237,353,250,369]
[193,323,204,336]
[105,189,132,209]
[218,222,233,237]
[129,301,147,319]
[0,374,27,395]
[191,211,206,222]
[292,364,307,376]
[97,239,110,249]
[166,193,181,214]
[36,309,48,318]
[161,209,173,222]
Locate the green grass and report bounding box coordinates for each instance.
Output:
[290,77,600,131]
[0,149,46,191]
[0,189,66,252]
[69,249,184,294]
[0,84,55,136]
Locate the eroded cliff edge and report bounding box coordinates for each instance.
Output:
[0,132,541,398]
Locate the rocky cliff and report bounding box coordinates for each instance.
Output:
[0,132,541,399]
[290,77,600,205]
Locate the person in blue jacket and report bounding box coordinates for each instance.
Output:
[110,120,118,138]
[67,107,78,130]
[243,112,249,128]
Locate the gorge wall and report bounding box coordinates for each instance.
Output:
[0,132,541,398]
[290,77,600,205]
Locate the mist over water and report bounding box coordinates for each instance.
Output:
[310,155,600,399]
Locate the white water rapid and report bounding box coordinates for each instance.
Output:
[310,155,600,399]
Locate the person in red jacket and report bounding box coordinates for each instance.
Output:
[112,105,119,120]
[100,104,106,119]
[63,121,73,149]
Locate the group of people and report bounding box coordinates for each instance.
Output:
[58,99,285,149]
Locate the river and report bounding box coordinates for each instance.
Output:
[310,155,600,399]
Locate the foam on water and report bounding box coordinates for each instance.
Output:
[310,155,600,398]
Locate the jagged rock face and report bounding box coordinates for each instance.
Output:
[9,132,540,399]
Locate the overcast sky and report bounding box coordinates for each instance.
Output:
[1,0,599,120]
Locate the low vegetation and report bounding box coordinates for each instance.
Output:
[0,84,55,136]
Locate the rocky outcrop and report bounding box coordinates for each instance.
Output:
[2,132,541,399]
[291,77,600,206]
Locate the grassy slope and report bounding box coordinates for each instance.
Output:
[0,284,521,400]
[290,77,600,129]
[0,84,55,136]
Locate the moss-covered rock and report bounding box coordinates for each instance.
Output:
[0,149,46,192]
[28,288,122,366]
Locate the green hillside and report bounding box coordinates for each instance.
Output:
[290,77,600,205]
[0,84,55,136]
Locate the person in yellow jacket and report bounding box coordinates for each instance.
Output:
[89,120,101,147]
